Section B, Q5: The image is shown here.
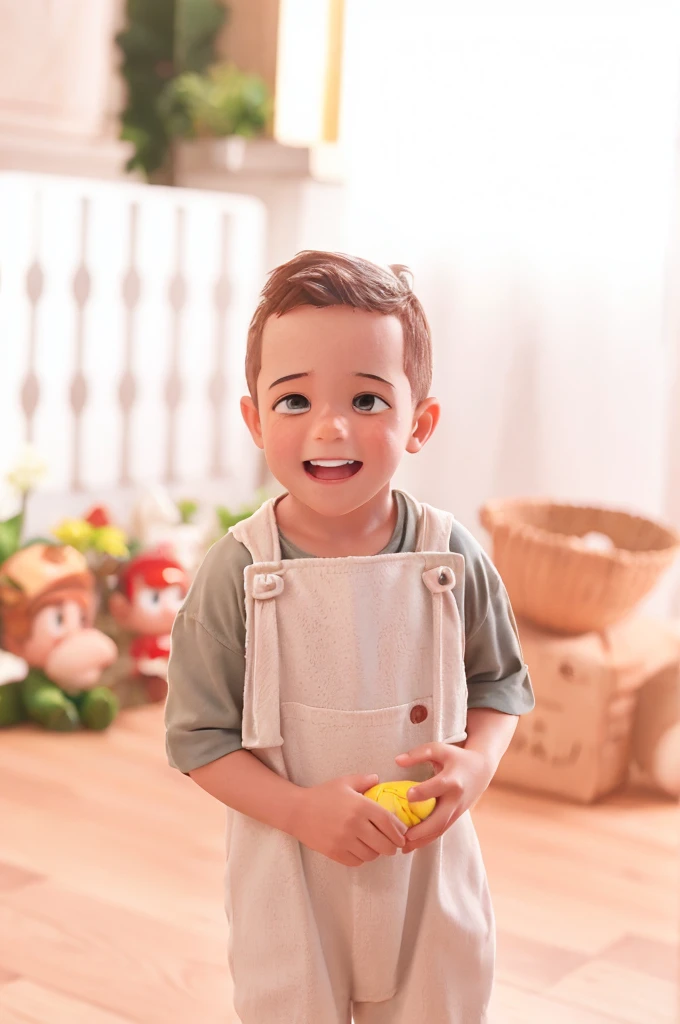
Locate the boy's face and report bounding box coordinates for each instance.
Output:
[241,305,439,518]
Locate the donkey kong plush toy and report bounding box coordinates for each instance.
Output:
[0,543,118,730]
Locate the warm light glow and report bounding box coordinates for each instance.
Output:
[339,1,680,528]
[275,0,344,146]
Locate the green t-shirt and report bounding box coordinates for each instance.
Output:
[165,490,534,773]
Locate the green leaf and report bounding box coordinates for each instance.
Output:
[0,514,24,564]
[215,493,267,535]
[127,537,144,558]
[177,499,199,524]
[215,505,236,532]
[215,505,252,533]
[161,63,271,141]
[177,0,228,73]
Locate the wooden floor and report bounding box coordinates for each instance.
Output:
[0,705,677,1024]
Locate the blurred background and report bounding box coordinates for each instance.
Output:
[0,2,679,1023]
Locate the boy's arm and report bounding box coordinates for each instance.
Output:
[189,749,303,836]
[395,709,519,853]
[189,713,516,841]
[449,520,534,718]
[165,534,253,774]
[464,706,518,776]
[396,708,517,816]
[190,750,408,866]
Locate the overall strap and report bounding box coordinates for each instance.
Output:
[408,493,467,745]
[230,497,284,750]
[229,497,282,563]
[398,489,455,552]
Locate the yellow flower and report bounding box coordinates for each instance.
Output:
[53,519,94,553]
[364,780,436,827]
[92,526,129,558]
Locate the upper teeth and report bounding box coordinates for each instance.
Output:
[309,460,355,466]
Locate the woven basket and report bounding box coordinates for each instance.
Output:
[479,499,680,635]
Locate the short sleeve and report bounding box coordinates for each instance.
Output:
[449,521,535,716]
[165,532,252,773]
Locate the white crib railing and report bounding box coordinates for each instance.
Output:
[0,172,267,530]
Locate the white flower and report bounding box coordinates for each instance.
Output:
[6,445,48,494]
[145,522,208,574]
[129,485,181,544]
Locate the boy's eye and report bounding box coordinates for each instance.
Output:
[273,394,309,415]
[353,394,390,413]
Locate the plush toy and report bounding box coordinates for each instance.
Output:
[0,543,119,730]
[630,662,680,799]
[0,649,29,727]
[109,549,190,703]
[364,780,436,827]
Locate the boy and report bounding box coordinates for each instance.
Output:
[165,251,534,1023]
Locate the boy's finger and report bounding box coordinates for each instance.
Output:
[395,744,435,763]
[402,837,435,854]
[364,821,402,855]
[403,822,438,846]
[368,804,407,843]
[403,804,449,844]
[352,774,380,792]
[407,777,447,803]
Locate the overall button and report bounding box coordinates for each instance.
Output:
[422,565,456,593]
[410,704,428,724]
[252,573,284,599]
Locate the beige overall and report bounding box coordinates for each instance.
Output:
[228,493,495,1023]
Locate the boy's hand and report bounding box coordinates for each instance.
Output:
[292,774,408,867]
[394,743,494,853]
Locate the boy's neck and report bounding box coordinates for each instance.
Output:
[274,486,399,557]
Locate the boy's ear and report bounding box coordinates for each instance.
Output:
[406,397,441,454]
[240,395,265,450]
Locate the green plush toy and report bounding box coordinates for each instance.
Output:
[0,543,119,731]
[0,650,28,727]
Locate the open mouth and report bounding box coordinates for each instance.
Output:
[304,460,363,482]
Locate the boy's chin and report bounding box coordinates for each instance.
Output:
[284,479,396,517]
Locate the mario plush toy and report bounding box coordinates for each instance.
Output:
[109,550,190,703]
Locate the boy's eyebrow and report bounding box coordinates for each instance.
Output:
[268,371,394,390]
[268,373,309,389]
[354,372,395,389]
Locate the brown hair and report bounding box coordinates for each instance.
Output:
[245,251,432,407]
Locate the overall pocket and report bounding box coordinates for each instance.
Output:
[279,697,437,788]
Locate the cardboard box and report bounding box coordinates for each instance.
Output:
[492,616,680,803]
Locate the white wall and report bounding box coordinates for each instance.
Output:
[0,0,129,178]
[340,2,680,543]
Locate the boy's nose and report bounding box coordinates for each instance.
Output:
[313,410,349,440]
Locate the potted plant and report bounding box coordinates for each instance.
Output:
[117,0,271,184]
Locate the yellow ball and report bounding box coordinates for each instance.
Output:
[364,780,436,827]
